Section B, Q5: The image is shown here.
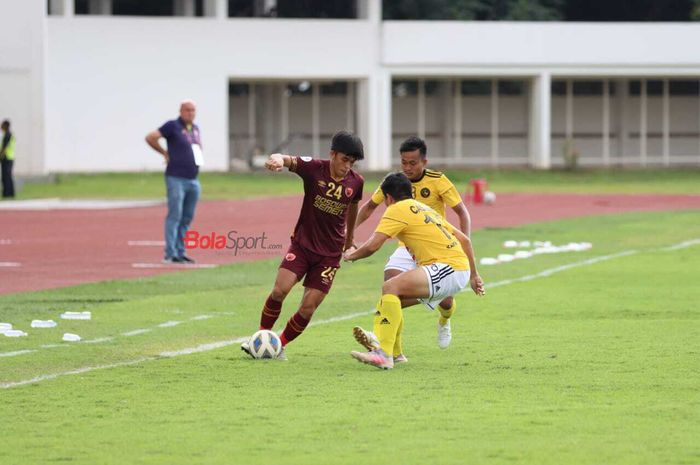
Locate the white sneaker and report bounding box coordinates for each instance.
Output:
[437,320,452,349]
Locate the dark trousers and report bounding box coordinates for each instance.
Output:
[1,159,14,198]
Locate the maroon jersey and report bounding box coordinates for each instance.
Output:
[288,156,364,257]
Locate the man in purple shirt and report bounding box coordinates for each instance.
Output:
[145,100,201,263]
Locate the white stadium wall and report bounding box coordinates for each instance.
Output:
[4,1,700,174]
[0,0,46,176]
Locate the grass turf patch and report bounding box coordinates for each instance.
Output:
[0,209,698,464]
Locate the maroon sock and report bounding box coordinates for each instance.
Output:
[259,295,283,330]
[279,311,310,346]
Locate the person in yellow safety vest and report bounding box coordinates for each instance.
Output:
[0,120,15,198]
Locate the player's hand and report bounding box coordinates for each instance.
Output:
[470,273,485,296]
[265,153,284,172]
[163,152,170,164]
[343,246,357,262]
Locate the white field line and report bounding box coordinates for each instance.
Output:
[82,337,115,344]
[486,250,639,289]
[158,320,182,328]
[659,238,700,252]
[121,329,152,337]
[0,315,216,358]
[1,240,695,389]
[0,350,36,358]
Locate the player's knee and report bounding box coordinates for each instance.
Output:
[298,304,317,319]
[440,296,454,308]
[383,269,400,282]
[270,286,290,301]
[382,281,398,295]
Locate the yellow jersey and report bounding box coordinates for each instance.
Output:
[375,199,469,271]
[370,169,462,219]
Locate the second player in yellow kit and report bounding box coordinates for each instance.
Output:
[344,172,484,370]
[375,199,469,273]
[354,136,472,356]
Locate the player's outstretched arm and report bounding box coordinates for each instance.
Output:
[264,153,291,172]
[453,228,485,296]
[355,199,379,229]
[452,202,472,238]
[344,202,359,251]
[343,232,389,262]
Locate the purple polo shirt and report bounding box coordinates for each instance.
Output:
[158,117,200,179]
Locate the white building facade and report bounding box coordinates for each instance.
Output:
[2,0,700,175]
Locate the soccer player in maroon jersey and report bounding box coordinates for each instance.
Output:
[242,131,365,360]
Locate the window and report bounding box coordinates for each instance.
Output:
[498,80,525,96]
[669,80,700,96]
[112,0,175,16]
[461,80,491,96]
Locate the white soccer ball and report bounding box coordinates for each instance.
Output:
[483,191,496,204]
[248,330,282,359]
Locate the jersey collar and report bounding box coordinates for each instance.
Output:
[410,170,427,183]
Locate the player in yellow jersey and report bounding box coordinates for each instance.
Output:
[344,173,484,369]
[354,137,472,354]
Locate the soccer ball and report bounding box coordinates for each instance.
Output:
[483,190,496,205]
[248,330,282,359]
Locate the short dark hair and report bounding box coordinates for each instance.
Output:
[1,120,9,129]
[331,130,364,161]
[399,136,427,158]
[381,172,412,201]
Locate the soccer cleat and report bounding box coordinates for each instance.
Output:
[276,347,287,361]
[241,341,254,359]
[352,326,379,351]
[437,320,452,349]
[393,354,408,363]
[350,349,394,370]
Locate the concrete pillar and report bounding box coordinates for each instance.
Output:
[89,0,111,15]
[174,0,196,16]
[366,0,381,25]
[529,72,552,169]
[204,0,227,18]
[356,0,388,170]
[358,72,392,171]
[49,0,74,16]
[616,79,629,158]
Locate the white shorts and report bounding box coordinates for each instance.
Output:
[384,246,417,273]
[418,263,470,311]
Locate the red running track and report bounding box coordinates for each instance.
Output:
[0,193,698,295]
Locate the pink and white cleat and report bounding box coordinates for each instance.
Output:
[350,349,394,370]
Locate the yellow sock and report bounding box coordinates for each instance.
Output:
[438,299,456,326]
[392,313,404,357]
[372,294,402,356]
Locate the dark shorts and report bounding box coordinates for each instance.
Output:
[279,242,340,294]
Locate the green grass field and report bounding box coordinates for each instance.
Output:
[1,209,699,464]
[14,168,700,200]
